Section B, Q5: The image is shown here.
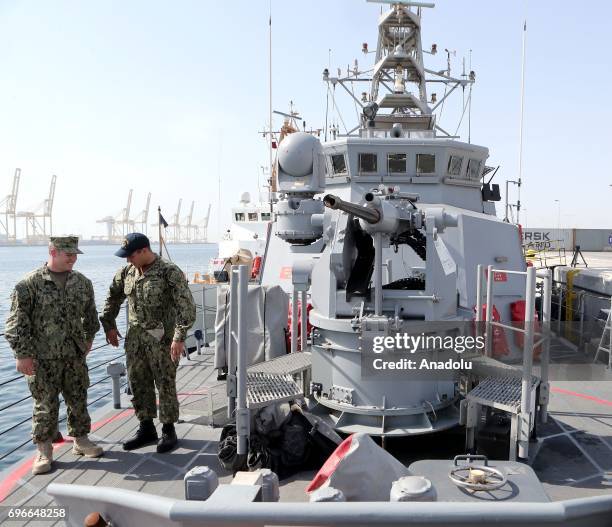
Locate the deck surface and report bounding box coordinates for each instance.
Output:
[0,346,611,526]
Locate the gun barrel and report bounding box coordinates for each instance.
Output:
[323,194,380,224]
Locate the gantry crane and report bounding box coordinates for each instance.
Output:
[167,198,182,242]
[195,203,212,242]
[96,189,133,241]
[181,201,196,242]
[0,168,20,243]
[130,192,151,234]
[17,175,57,243]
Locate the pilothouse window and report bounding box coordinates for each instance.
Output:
[235,213,245,221]
[467,159,482,180]
[331,154,347,175]
[448,155,463,176]
[416,154,436,174]
[248,213,258,221]
[359,153,377,173]
[261,212,271,221]
[388,153,407,173]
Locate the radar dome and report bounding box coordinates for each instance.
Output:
[277,132,318,178]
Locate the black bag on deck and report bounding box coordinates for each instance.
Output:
[218,424,248,472]
[217,409,338,480]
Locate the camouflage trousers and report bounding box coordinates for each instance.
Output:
[27,355,91,443]
[125,326,179,424]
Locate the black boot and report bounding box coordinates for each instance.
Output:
[122,419,158,451]
[156,423,178,453]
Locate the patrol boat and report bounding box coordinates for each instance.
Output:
[1,2,612,526]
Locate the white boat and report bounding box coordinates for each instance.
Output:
[215,192,270,261]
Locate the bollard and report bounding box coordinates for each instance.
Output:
[257,469,280,502]
[390,476,436,502]
[184,466,219,501]
[309,487,346,502]
[106,362,126,409]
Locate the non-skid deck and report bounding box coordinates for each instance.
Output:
[0,348,611,526]
[0,351,315,526]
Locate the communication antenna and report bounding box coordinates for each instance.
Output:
[268,0,273,212]
[516,18,527,224]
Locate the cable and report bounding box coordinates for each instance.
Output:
[453,87,472,137]
[0,394,32,413]
[88,352,125,373]
[330,86,350,135]
[0,375,23,387]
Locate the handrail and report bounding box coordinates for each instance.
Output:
[0,375,23,388]
[0,339,125,390]
[88,351,126,372]
[0,414,33,439]
[0,335,127,440]
[0,394,32,413]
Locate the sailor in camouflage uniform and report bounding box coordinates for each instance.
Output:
[4,236,103,475]
[100,233,196,453]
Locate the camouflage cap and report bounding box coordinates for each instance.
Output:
[50,236,83,254]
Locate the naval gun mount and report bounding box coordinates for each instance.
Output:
[305,190,463,436]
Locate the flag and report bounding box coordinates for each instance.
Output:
[159,210,168,228]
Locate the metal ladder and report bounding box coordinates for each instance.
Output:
[594,306,612,369]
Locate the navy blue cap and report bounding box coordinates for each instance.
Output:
[114,232,151,257]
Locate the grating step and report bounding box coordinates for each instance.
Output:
[247,351,312,376]
[246,372,303,409]
[467,376,539,414]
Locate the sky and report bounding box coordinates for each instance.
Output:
[1,0,611,241]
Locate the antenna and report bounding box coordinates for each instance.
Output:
[268,0,273,213]
[517,19,527,224]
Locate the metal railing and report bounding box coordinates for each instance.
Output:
[0,379,130,462]
[474,264,553,460]
[523,243,567,269]
[0,305,130,463]
[551,278,612,367]
[0,338,128,462]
